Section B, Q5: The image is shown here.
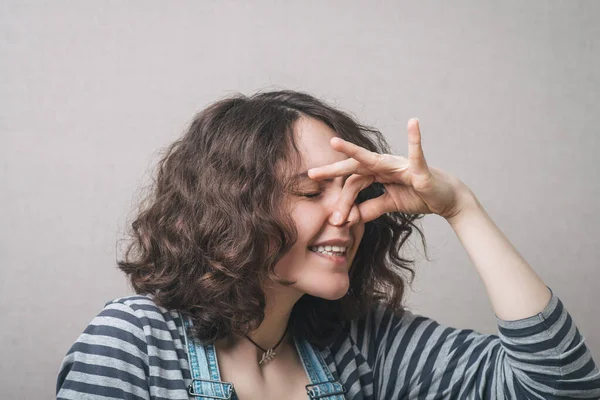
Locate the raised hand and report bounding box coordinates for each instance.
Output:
[307,118,475,225]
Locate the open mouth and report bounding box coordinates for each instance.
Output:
[308,245,347,257]
[307,246,348,264]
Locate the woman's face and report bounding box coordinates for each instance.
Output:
[273,116,365,300]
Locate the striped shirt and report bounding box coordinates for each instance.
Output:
[56,287,600,399]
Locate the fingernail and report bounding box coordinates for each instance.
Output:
[332,211,342,225]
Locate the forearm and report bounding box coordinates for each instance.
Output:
[445,191,552,321]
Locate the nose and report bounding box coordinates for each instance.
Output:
[329,203,361,227]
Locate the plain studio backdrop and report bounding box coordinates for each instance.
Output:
[1,1,598,397]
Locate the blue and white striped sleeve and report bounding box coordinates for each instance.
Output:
[370,287,600,399]
[56,300,151,400]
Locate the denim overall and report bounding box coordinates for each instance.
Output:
[181,313,347,399]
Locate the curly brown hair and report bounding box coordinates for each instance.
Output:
[117,89,429,348]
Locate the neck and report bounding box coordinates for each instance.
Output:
[215,283,305,362]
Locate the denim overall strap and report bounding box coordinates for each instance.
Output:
[293,336,347,399]
[180,312,235,399]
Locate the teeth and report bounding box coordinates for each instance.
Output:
[308,245,347,255]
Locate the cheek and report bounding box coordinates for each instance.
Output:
[291,204,327,238]
[350,222,366,254]
[353,222,365,240]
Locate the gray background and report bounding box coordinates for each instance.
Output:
[1,1,598,397]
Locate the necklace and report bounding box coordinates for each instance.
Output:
[244,324,289,365]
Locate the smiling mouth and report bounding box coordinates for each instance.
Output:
[308,246,348,263]
[308,246,346,255]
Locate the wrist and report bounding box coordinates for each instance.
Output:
[444,187,481,226]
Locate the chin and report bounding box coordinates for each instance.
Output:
[302,277,350,301]
[317,290,348,301]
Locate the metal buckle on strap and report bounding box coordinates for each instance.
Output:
[305,380,347,399]
[188,377,235,399]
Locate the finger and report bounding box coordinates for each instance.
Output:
[345,203,361,226]
[335,202,362,226]
[307,157,372,180]
[407,118,432,177]
[331,174,375,226]
[357,194,398,223]
[328,137,384,171]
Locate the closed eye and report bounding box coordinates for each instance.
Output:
[301,192,322,199]
[301,189,367,201]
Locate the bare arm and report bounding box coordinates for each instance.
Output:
[445,191,552,321]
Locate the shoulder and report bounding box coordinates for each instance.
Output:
[62,293,185,363]
[331,302,420,365]
[104,292,169,313]
[92,293,186,346]
[57,293,190,398]
[101,293,179,324]
[349,301,420,338]
[57,293,188,397]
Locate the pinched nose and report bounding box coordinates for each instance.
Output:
[330,203,361,227]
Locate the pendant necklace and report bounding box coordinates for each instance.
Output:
[244,324,289,365]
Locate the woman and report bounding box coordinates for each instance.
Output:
[56,90,600,399]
